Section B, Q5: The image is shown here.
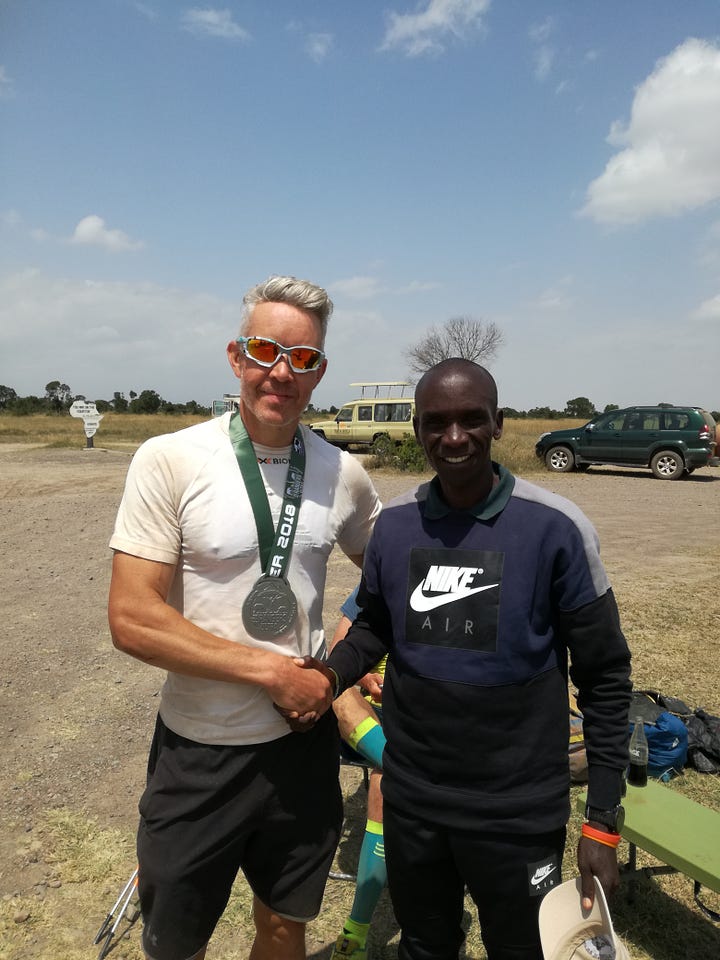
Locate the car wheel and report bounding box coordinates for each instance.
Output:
[650,449,684,480]
[545,446,575,473]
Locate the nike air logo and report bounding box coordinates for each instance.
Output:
[530,864,557,886]
[409,565,499,612]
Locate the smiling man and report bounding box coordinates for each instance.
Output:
[326,358,632,960]
[108,276,381,960]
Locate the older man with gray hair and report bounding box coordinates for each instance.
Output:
[108,275,381,960]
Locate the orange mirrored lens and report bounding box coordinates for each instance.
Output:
[247,338,279,363]
[241,337,323,371]
[290,348,321,370]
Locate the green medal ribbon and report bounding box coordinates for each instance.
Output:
[229,413,306,638]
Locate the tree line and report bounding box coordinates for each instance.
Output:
[0,382,211,416]
[0,384,657,422]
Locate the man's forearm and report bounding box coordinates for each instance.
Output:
[565,590,632,808]
[326,619,389,695]
[108,554,333,715]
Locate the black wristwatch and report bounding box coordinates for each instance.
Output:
[584,803,625,833]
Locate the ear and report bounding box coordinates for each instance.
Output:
[313,358,328,387]
[227,340,243,379]
[493,408,504,440]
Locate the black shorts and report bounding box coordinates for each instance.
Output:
[137,713,342,960]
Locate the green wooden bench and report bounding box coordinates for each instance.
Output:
[577,780,720,921]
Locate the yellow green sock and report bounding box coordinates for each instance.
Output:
[342,917,370,945]
[346,717,386,769]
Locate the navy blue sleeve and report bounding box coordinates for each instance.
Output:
[327,581,392,693]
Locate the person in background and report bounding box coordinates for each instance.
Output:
[325,358,633,960]
[330,586,387,960]
[108,275,381,960]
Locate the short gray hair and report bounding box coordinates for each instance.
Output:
[241,275,334,344]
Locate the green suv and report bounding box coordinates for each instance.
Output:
[535,405,718,480]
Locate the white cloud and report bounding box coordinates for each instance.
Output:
[528,17,553,45]
[305,33,334,63]
[330,275,440,299]
[693,293,720,320]
[534,46,554,81]
[0,65,15,99]
[698,218,720,272]
[134,3,158,20]
[380,0,490,58]
[0,269,238,401]
[396,279,441,294]
[532,276,575,311]
[330,276,384,299]
[528,17,555,82]
[181,8,250,42]
[69,215,144,252]
[581,38,720,224]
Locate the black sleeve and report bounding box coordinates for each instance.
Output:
[563,589,633,809]
[326,580,392,693]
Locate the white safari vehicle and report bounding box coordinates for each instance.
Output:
[308,382,415,449]
[212,394,241,417]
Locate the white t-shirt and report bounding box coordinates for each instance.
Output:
[110,414,380,745]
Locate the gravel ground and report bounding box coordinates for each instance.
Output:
[1,443,718,958]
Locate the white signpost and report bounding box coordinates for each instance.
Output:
[69,400,103,448]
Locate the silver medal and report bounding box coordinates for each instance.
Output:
[242,576,298,639]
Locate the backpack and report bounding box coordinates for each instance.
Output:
[685,709,720,774]
[630,691,689,781]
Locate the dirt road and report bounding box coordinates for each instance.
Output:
[1,444,718,957]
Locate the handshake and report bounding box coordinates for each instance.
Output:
[273,655,339,733]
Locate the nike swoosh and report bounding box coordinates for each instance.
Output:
[409,581,499,612]
[531,866,557,885]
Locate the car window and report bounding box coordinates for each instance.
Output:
[661,412,689,430]
[623,413,642,430]
[595,413,623,430]
[358,405,372,422]
[336,406,353,423]
[623,411,660,430]
[389,403,411,422]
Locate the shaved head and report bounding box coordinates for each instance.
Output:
[412,358,503,509]
[415,359,498,415]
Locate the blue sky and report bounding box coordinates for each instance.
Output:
[2,0,720,413]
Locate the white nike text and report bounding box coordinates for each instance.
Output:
[410,564,499,613]
[530,864,557,886]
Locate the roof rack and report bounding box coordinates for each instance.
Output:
[349,381,413,398]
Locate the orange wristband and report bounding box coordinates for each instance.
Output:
[581,823,621,848]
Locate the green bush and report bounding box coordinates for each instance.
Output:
[368,434,428,472]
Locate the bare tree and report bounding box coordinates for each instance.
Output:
[405,316,503,376]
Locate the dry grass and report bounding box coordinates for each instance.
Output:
[0,413,207,449]
[1,419,718,959]
[0,414,581,474]
[494,417,583,475]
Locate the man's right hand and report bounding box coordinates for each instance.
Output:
[268,654,334,719]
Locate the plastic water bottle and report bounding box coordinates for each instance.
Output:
[628,717,648,787]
